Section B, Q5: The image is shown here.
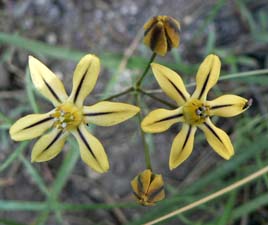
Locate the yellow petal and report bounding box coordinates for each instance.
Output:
[83,101,140,126]
[208,95,249,117]
[164,16,180,48]
[9,112,53,141]
[199,118,234,159]
[139,169,153,193]
[151,63,190,106]
[169,124,196,170]
[144,21,168,56]
[31,129,67,162]
[28,56,68,106]
[147,174,165,202]
[141,107,183,133]
[68,54,100,107]
[192,54,221,101]
[72,124,109,173]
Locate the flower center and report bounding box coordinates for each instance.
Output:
[183,99,210,125]
[50,102,83,131]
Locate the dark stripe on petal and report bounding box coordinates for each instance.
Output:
[211,104,233,110]
[84,112,113,117]
[44,130,63,151]
[73,71,86,103]
[167,77,187,102]
[150,25,162,51]
[182,126,192,150]
[164,28,172,51]
[73,62,92,103]
[43,78,61,103]
[198,71,210,99]
[149,173,155,185]
[148,186,164,202]
[137,174,144,194]
[132,191,142,200]
[77,127,97,160]
[23,117,53,130]
[157,113,183,123]
[166,17,180,34]
[144,20,158,36]
[204,122,223,144]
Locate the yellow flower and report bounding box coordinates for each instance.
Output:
[141,54,251,170]
[9,55,140,173]
[143,15,180,56]
[131,169,165,206]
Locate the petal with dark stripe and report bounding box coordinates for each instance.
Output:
[141,107,184,133]
[169,124,196,170]
[9,112,54,141]
[83,101,140,126]
[164,16,180,48]
[143,16,158,36]
[29,56,68,106]
[147,175,165,203]
[144,21,168,56]
[151,63,190,106]
[72,124,109,173]
[198,118,234,159]
[68,55,100,107]
[208,94,249,117]
[31,129,67,162]
[192,54,221,101]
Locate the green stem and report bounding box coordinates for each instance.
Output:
[138,89,177,108]
[101,86,134,101]
[135,92,152,170]
[136,53,157,87]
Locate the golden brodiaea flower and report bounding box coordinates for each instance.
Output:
[131,169,165,206]
[9,55,140,173]
[141,54,251,170]
[144,15,180,56]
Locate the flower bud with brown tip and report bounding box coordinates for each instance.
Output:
[131,169,165,206]
[143,16,181,56]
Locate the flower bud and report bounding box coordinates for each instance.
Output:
[143,16,181,56]
[131,169,165,206]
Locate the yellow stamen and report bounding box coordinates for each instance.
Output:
[50,102,83,131]
[183,99,210,125]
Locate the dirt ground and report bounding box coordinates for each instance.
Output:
[1,0,268,225]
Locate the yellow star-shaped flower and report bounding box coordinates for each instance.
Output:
[141,54,250,170]
[10,54,140,173]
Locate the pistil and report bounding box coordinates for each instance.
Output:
[51,102,82,131]
[183,99,210,125]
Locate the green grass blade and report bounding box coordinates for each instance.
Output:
[0,141,28,172]
[25,68,39,113]
[49,139,80,199]
[34,211,50,225]
[19,155,49,196]
[216,191,236,225]
[232,193,268,219]
[0,32,85,61]
[0,200,46,211]
[57,202,137,211]
[0,218,27,225]
[0,32,121,69]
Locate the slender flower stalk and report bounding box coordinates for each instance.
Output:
[135,93,152,170]
[141,54,251,170]
[9,55,140,173]
[136,53,157,87]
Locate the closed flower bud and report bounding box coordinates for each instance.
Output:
[131,169,165,206]
[143,16,181,56]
